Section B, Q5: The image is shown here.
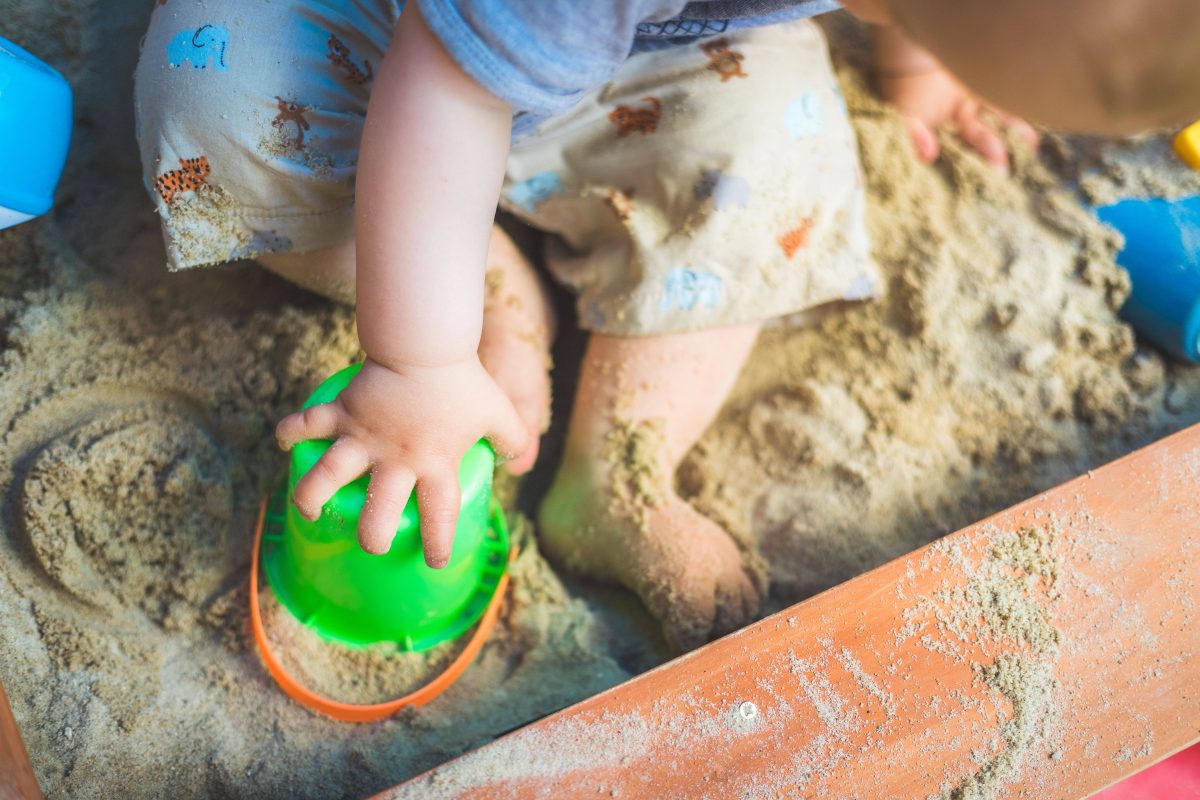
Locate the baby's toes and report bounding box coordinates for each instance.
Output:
[711,566,761,640]
[654,567,757,652]
[661,592,718,653]
[641,563,718,653]
[650,511,762,651]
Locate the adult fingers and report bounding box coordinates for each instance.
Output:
[416,470,461,569]
[358,467,416,555]
[292,436,370,521]
[276,402,342,450]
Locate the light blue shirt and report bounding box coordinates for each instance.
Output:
[414,0,840,118]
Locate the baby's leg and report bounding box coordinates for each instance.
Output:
[259,228,555,474]
[259,242,356,304]
[539,323,762,651]
[508,21,877,647]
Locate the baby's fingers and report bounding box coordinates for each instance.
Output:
[292,437,369,521]
[276,402,341,450]
[1002,115,1040,152]
[416,471,462,569]
[359,468,416,555]
[956,102,1008,174]
[904,115,940,164]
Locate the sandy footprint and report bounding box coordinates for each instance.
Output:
[18,404,233,627]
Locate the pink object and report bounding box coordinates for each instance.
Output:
[1093,742,1200,799]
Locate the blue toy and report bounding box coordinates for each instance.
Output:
[1095,196,1200,362]
[0,37,72,230]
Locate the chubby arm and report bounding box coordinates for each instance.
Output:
[277,4,530,566]
[357,4,509,367]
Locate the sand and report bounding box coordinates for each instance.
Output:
[904,524,1064,799]
[1072,134,1200,207]
[603,416,669,526]
[3,3,1200,798]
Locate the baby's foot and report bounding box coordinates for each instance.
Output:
[538,469,762,651]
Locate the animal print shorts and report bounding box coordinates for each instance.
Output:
[135,4,879,335]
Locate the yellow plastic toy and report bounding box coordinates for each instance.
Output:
[1173,121,1200,172]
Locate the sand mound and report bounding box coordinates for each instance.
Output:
[2,4,1199,798]
[20,405,232,623]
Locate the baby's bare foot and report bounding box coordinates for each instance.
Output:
[539,464,761,651]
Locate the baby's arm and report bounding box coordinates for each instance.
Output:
[276,4,530,565]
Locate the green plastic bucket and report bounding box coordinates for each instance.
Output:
[262,363,510,651]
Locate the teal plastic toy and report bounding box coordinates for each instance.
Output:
[261,363,510,651]
[0,37,72,229]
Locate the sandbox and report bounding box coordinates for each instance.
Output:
[0,4,1197,798]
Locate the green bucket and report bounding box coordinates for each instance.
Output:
[261,363,510,651]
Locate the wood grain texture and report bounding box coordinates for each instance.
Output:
[0,679,42,800]
[380,425,1200,800]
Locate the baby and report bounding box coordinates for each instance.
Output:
[135,0,1200,650]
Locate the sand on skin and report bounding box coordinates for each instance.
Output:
[1,4,1199,798]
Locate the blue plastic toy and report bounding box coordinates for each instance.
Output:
[0,37,72,230]
[1095,196,1200,362]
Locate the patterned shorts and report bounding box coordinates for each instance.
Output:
[135,3,879,335]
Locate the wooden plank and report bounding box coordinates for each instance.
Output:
[0,679,42,800]
[379,426,1200,800]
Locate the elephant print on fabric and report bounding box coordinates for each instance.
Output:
[660,267,723,312]
[166,25,229,72]
[508,171,564,213]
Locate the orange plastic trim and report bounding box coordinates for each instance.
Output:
[249,498,515,723]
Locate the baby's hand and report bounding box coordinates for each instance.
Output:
[879,66,1039,175]
[871,24,1038,175]
[276,357,531,566]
